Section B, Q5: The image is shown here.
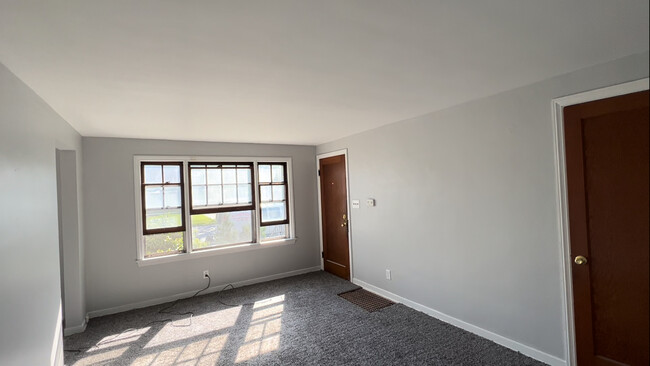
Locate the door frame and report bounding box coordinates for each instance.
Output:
[316,149,354,280]
[551,77,649,366]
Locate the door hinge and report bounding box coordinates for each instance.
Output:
[321,251,324,258]
[318,169,321,176]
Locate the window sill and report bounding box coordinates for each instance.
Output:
[136,238,297,267]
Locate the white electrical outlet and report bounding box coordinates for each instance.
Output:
[385,269,391,280]
[203,270,209,279]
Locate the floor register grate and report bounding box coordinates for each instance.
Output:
[338,288,395,312]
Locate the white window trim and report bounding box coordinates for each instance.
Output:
[133,155,296,266]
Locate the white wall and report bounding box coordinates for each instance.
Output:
[317,51,649,363]
[82,137,320,313]
[0,62,84,365]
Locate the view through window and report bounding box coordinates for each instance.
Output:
[137,158,293,259]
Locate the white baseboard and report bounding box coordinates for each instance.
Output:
[87,266,321,319]
[52,305,64,366]
[63,316,88,336]
[352,278,567,366]
[53,331,63,366]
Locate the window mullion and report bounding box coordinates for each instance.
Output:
[184,161,193,254]
[203,180,208,207]
[287,160,295,240]
[218,168,223,205]
[254,162,261,244]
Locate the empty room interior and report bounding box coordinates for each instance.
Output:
[1,1,649,365]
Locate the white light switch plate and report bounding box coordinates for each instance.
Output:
[352,200,360,209]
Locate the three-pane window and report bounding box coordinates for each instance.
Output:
[138,159,292,260]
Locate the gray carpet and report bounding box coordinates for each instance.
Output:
[64,271,547,365]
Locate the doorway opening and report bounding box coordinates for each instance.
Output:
[317,150,352,281]
[553,79,649,365]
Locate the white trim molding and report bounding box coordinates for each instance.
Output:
[136,238,297,267]
[353,278,567,366]
[63,315,88,336]
[87,266,321,319]
[551,78,649,366]
[316,149,354,279]
[51,304,64,366]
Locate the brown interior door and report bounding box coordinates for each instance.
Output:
[319,154,350,280]
[564,90,649,366]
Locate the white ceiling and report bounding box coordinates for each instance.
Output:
[0,1,648,145]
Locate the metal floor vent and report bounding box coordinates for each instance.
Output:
[338,288,394,312]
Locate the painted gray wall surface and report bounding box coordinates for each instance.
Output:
[0,62,84,365]
[82,137,320,313]
[317,52,649,360]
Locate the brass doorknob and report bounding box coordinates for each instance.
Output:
[574,255,588,265]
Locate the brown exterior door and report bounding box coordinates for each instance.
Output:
[319,154,350,280]
[564,90,649,366]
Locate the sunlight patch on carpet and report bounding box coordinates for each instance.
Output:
[144,307,240,348]
[91,327,150,351]
[253,294,285,309]
[132,334,228,366]
[235,296,284,362]
[72,346,129,365]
